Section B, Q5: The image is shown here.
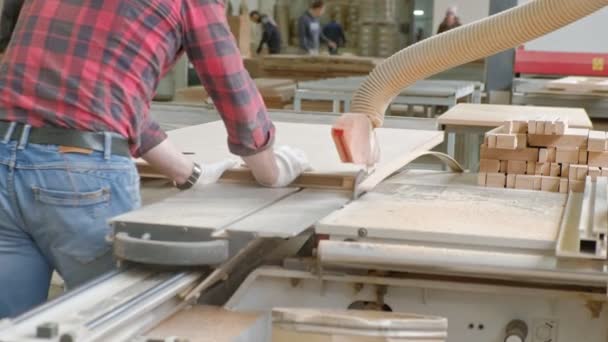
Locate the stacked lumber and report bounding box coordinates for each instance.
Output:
[244,55,381,81]
[478,119,608,193]
[255,78,296,109]
[545,76,608,95]
[173,78,296,109]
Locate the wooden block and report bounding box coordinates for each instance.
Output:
[569,164,588,181]
[559,178,569,193]
[544,121,554,135]
[538,147,556,163]
[486,173,506,188]
[495,134,517,150]
[602,168,608,177]
[536,121,545,136]
[555,120,568,135]
[507,160,527,175]
[526,161,536,175]
[587,130,607,152]
[550,163,561,177]
[588,166,601,181]
[562,163,570,178]
[487,135,497,148]
[535,162,550,176]
[479,159,500,173]
[499,160,508,173]
[480,145,539,162]
[528,120,536,134]
[478,172,487,186]
[541,176,560,192]
[556,147,579,164]
[570,180,585,192]
[527,128,589,148]
[515,175,542,191]
[506,174,516,189]
[579,149,588,164]
[506,120,528,134]
[588,151,608,167]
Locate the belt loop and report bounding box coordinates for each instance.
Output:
[17,124,31,150]
[104,132,112,160]
[2,122,16,144]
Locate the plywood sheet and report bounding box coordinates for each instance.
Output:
[317,172,566,251]
[163,121,443,190]
[437,104,592,129]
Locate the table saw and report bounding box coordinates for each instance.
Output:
[0,109,606,341]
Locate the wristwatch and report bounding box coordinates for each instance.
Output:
[176,162,203,190]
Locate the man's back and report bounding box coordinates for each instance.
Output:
[0,0,270,157]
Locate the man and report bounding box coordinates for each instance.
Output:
[437,6,462,34]
[322,16,346,55]
[0,0,309,318]
[249,10,282,55]
[298,0,336,55]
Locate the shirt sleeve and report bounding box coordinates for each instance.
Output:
[132,115,168,157]
[181,0,274,156]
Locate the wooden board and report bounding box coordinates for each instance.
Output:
[437,104,592,129]
[317,171,566,251]
[154,120,443,194]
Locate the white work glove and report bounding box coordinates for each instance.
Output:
[271,146,311,187]
[197,159,238,185]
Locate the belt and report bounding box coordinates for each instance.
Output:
[0,121,131,157]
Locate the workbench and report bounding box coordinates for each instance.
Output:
[293,77,483,116]
[437,103,593,171]
[513,78,608,119]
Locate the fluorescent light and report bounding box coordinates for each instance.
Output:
[413,10,424,16]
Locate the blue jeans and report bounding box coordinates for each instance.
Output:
[0,137,140,318]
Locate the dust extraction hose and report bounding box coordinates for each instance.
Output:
[352,0,608,128]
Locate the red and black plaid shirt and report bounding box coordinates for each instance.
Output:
[0,0,274,157]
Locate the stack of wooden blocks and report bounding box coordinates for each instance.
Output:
[478,119,608,193]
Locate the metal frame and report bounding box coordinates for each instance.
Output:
[293,78,482,117]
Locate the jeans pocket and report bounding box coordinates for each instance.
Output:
[32,186,112,265]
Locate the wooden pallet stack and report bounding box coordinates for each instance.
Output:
[478,119,608,193]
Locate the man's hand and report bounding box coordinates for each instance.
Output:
[197,159,238,185]
[328,41,337,49]
[242,146,311,187]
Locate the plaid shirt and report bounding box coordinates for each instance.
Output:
[0,0,274,157]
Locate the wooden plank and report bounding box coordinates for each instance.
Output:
[479,159,500,173]
[318,173,566,251]
[506,174,516,189]
[546,76,608,94]
[486,173,506,188]
[556,147,579,164]
[593,177,608,235]
[527,128,589,148]
[560,178,569,194]
[515,175,542,191]
[437,104,592,129]
[507,160,527,175]
[587,130,607,152]
[480,145,539,162]
[541,176,560,193]
[588,151,608,167]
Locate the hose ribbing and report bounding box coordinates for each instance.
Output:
[351,0,608,128]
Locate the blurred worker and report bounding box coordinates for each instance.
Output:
[323,16,346,55]
[298,0,336,55]
[437,6,461,34]
[0,0,309,319]
[249,10,282,55]
[0,0,23,53]
[416,28,426,42]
